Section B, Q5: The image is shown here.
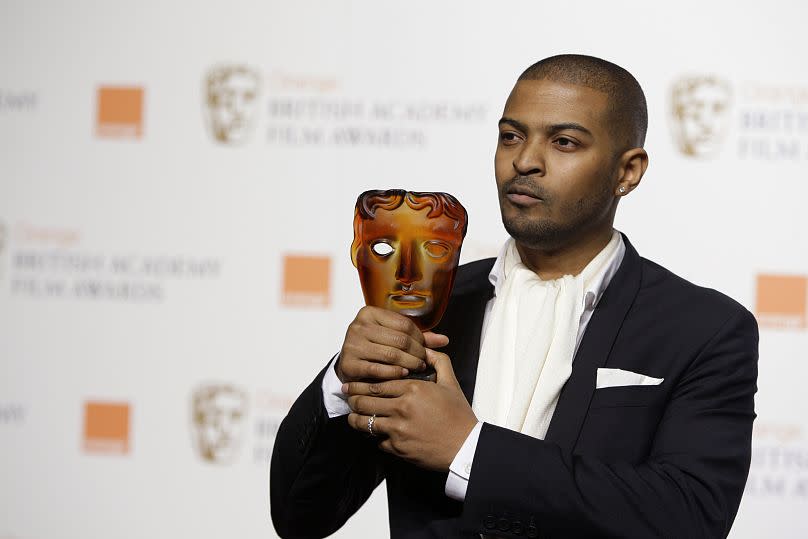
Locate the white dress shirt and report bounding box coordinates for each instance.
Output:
[321,233,626,501]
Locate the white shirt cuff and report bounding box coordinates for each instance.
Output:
[444,421,483,501]
[321,353,352,418]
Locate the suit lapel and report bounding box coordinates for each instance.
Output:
[439,258,495,405]
[544,234,643,451]
[452,288,494,404]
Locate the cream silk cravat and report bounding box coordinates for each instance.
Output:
[472,232,622,439]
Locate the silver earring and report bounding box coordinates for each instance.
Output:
[618,186,627,194]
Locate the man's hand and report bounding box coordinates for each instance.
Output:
[344,347,478,471]
[337,305,449,383]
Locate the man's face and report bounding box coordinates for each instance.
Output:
[495,79,619,251]
[353,205,463,330]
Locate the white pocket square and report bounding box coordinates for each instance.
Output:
[596,368,664,389]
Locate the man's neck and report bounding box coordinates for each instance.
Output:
[515,228,615,280]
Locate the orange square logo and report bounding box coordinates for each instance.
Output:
[96,86,143,138]
[282,255,331,307]
[755,274,807,329]
[83,401,130,454]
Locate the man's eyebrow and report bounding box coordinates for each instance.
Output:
[548,122,593,137]
[498,117,528,132]
[498,117,594,138]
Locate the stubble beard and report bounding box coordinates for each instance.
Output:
[503,214,566,250]
[500,179,616,252]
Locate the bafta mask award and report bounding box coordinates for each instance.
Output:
[351,189,468,380]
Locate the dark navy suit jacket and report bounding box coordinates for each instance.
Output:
[270,235,758,538]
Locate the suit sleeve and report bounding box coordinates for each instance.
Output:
[270,364,384,539]
[460,308,759,539]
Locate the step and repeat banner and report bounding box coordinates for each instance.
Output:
[1,1,806,538]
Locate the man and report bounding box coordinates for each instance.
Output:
[270,54,758,538]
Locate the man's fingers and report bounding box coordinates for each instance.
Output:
[342,379,407,398]
[348,412,388,437]
[346,394,398,416]
[341,358,409,381]
[423,332,449,349]
[360,340,426,371]
[361,306,425,345]
[377,438,400,457]
[425,348,459,388]
[339,307,431,383]
[367,326,427,358]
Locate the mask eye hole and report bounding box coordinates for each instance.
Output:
[424,241,451,259]
[371,242,394,256]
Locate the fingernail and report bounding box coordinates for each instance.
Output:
[402,368,409,376]
[420,361,427,370]
[341,383,348,394]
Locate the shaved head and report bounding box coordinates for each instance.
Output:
[518,54,648,151]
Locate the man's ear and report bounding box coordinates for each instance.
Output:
[614,148,649,196]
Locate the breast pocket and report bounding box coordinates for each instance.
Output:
[589,385,666,408]
[580,387,668,461]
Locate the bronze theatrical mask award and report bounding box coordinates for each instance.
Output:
[351,189,468,380]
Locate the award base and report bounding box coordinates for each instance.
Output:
[404,366,437,382]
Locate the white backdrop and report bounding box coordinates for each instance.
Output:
[1,1,807,537]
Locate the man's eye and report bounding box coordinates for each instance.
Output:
[554,137,577,148]
[424,241,451,258]
[371,242,394,256]
[499,132,521,144]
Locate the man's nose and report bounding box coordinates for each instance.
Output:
[396,240,423,285]
[512,139,545,177]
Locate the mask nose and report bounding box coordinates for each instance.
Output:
[395,240,422,286]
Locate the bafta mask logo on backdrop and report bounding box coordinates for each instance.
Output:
[83,401,131,455]
[191,384,248,464]
[670,76,732,158]
[204,65,262,145]
[96,86,144,139]
[282,254,331,307]
[755,274,807,330]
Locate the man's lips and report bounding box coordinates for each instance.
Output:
[506,191,543,207]
[505,181,545,207]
